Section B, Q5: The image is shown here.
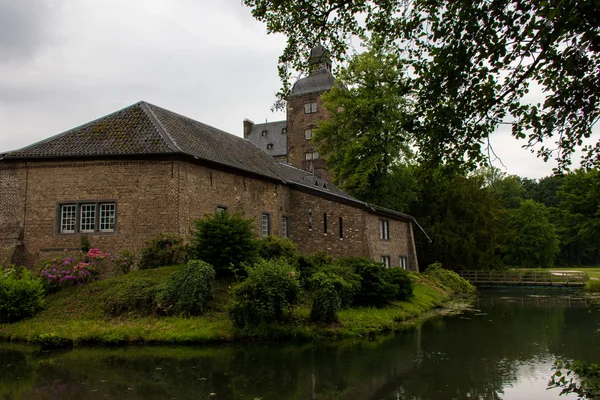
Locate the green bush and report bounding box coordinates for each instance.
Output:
[112,250,138,274]
[156,260,215,316]
[424,263,475,295]
[297,250,334,289]
[0,266,45,323]
[347,258,397,308]
[139,233,188,269]
[230,259,300,328]
[585,280,600,293]
[309,271,357,322]
[258,236,299,266]
[384,267,414,301]
[192,212,259,277]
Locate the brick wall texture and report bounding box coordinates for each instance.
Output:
[0,159,418,270]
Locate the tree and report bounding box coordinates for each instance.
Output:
[244,0,600,170]
[487,175,529,210]
[409,166,507,270]
[314,46,417,210]
[504,200,560,268]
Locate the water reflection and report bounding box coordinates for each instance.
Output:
[1,288,598,400]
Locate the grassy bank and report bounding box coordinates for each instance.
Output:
[0,265,473,346]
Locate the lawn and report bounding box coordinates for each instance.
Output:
[548,267,600,280]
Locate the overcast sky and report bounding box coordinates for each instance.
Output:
[0,0,597,179]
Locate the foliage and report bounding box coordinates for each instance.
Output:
[156,260,215,316]
[111,250,138,274]
[315,47,417,209]
[229,259,300,328]
[80,235,90,253]
[424,263,475,295]
[383,267,414,302]
[585,280,600,293]
[244,0,600,170]
[486,174,529,210]
[549,359,600,399]
[39,248,110,291]
[139,233,189,270]
[504,200,560,268]
[257,235,299,266]
[344,257,397,308]
[309,270,359,323]
[409,166,507,270]
[0,266,45,323]
[297,250,335,289]
[192,212,259,277]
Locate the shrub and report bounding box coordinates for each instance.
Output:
[340,257,397,308]
[156,260,216,316]
[297,250,334,289]
[193,212,259,277]
[39,248,110,291]
[258,236,299,266]
[0,266,45,323]
[384,267,414,301]
[585,280,600,293]
[139,233,188,269]
[111,250,138,274]
[230,259,300,328]
[424,263,475,295]
[309,271,357,322]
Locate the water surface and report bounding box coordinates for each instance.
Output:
[1,288,599,399]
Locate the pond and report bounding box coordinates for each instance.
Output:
[1,288,599,399]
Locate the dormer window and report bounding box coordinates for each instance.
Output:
[267,143,273,149]
[261,130,267,136]
[282,127,287,134]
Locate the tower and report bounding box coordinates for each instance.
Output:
[285,45,335,180]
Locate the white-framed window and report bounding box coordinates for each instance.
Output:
[379,219,390,240]
[216,205,228,213]
[80,204,96,232]
[58,201,117,234]
[261,213,271,237]
[400,256,408,270]
[304,101,318,114]
[281,216,289,238]
[60,205,77,233]
[304,128,313,140]
[381,256,391,268]
[305,151,320,160]
[99,203,116,232]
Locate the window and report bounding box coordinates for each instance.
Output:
[304,128,313,140]
[339,217,343,239]
[308,208,313,230]
[216,205,228,213]
[99,203,116,232]
[261,213,271,237]
[304,101,318,114]
[267,143,274,149]
[261,130,267,136]
[281,216,289,238]
[323,212,328,234]
[400,256,408,270]
[381,256,391,268]
[58,201,116,234]
[379,220,390,240]
[282,127,287,134]
[305,151,320,160]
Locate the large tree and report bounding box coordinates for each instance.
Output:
[244,0,600,170]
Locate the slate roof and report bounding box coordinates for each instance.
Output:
[290,68,336,97]
[245,120,288,157]
[0,101,413,221]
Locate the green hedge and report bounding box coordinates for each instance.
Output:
[0,266,45,323]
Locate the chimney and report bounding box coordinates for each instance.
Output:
[243,119,254,138]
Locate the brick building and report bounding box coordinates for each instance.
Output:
[0,81,419,272]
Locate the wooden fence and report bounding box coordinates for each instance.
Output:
[457,270,586,287]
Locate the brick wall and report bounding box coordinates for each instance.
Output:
[364,214,419,271]
[0,166,27,265]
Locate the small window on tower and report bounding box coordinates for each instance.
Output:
[267,143,273,149]
[304,128,313,140]
[304,101,318,114]
[305,152,313,160]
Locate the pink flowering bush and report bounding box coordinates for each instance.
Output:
[39,248,111,291]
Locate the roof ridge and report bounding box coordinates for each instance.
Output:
[139,102,184,153]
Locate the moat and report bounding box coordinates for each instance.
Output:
[1,288,598,400]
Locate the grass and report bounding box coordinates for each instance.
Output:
[548,267,600,280]
[0,266,473,346]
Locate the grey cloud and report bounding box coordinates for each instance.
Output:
[0,0,62,63]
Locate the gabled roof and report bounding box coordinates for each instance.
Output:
[0,101,284,181]
[245,120,288,157]
[0,101,414,222]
